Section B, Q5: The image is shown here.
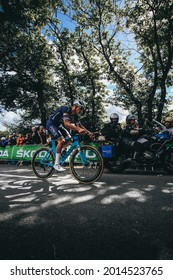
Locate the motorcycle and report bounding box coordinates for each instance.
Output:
[97,120,173,174]
[97,135,126,173]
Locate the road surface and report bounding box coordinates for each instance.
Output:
[0,164,173,260]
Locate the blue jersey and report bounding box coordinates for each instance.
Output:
[48,105,79,127]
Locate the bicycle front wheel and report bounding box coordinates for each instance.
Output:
[31,147,55,178]
[70,145,104,184]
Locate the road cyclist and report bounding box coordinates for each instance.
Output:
[31,99,104,184]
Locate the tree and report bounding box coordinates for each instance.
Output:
[125,0,173,122]
[67,0,145,123]
[72,27,108,130]
[0,0,61,126]
[1,0,172,128]
[68,0,173,123]
[46,18,108,130]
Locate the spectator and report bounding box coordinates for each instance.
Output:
[24,133,33,144]
[0,136,9,148]
[45,134,52,146]
[38,125,47,144]
[8,133,16,146]
[16,133,25,146]
[31,126,41,144]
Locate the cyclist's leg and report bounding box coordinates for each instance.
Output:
[57,125,72,152]
[46,122,71,171]
[46,120,60,139]
[46,121,65,171]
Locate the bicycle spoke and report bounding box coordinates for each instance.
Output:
[31,147,55,178]
[70,145,104,183]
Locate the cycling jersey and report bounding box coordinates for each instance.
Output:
[49,105,79,126]
[49,106,70,125]
[46,105,79,139]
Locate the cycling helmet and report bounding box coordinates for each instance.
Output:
[73,99,86,110]
[126,114,136,124]
[110,113,119,123]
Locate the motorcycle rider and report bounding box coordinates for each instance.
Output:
[122,115,147,161]
[164,117,173,129]
[101,113,122,141]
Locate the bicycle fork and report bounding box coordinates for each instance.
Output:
[40,151,54,167]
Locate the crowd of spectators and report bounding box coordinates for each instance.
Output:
[0,125,48,148]
[1,116,173,149]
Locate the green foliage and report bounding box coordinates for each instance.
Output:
[0,0,61,126]
[45,20,108,130]
[1,0,173,131]
[68,0,173,123]
[124,0,173,121]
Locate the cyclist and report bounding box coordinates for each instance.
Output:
[46,99,94,171]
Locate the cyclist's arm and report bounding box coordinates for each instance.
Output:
[63,119,85,133]
[76,121,92,135]
[76,121,95,140]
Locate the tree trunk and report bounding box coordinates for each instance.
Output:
[156,82,167,122]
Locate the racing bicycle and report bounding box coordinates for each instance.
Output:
[31,135,104,184]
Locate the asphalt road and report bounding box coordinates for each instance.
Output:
[0,164,173,260]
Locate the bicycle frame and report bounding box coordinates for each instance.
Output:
[40,135,87,167]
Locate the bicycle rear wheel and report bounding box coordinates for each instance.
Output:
[31,147,55,178]
[70,145,104,184]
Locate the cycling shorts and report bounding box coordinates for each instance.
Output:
[46,119,71,140]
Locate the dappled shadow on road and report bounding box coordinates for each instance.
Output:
[0,166,173,260]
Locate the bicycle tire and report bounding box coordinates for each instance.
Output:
[31,147,55,178]
[70,145,104,184]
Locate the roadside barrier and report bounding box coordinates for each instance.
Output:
[0,142,99,164]
[0,145,43,163]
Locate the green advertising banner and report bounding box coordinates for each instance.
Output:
[0,145,43,161]
[0,143,100,162]
[0,146,12,160]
